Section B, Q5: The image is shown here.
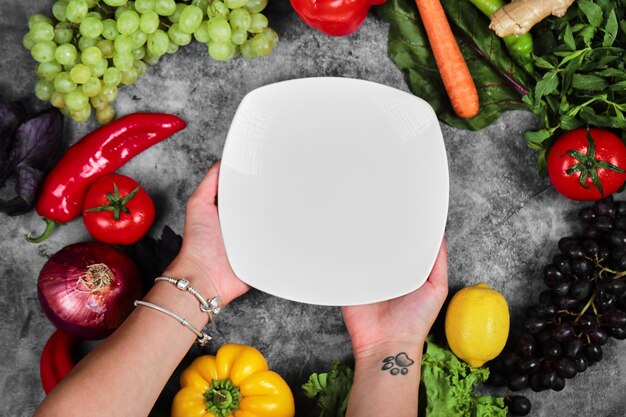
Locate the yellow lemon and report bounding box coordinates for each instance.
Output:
[445,282,510,368]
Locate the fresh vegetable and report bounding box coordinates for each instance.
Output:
[421,338,507,417]
[303,339,508,417]
[26,113,185,243]
[445,283,510,368]
[25,2,279,123]
[0,102,63,215]
[37,241,143,340]
[488,197,626,398]
[547,128,626,200]
[172,343,295,417]
[302,361,353,417]
[467,0,534,73]
[414,0,479,118]
[523,0,626,172]
[380,0,626,173]
[83,174,155,245]
[377,0,531,130]
[40,330,75,394]
[490,0,575,36]
[289,0,386,36]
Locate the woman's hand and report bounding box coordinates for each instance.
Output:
[342,242,448,417]
[164,160,250,305]
[342,241,448,357]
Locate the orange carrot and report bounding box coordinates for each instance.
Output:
[415,0,479,118]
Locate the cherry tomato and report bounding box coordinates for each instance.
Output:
[82,174,155,245]
[547,128,626,201]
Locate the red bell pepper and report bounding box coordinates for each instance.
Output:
[290,0,387,36]
[40,330,75,394]
[26,113,186,243]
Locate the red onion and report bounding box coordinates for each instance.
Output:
[38,242,143,340]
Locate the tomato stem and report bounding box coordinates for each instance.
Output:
[84,182,140,221]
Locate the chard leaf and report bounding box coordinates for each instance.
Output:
[603,9,618,47]
[376,0,530,131]
[572,73,608,91]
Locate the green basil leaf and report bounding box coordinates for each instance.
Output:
[535,71,559,98]
[572,73,608,91]
[611,80,626,91]
[557,48,590,67]
[598,68,626,79]
[579,0,604,27]
[564,24,576,50]
[534,55,556,70]
[525,129,554,144]
[580,25,597,45]
[603,9,618,47]
[559,114,585,130]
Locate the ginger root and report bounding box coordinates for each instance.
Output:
[490,0,575,37]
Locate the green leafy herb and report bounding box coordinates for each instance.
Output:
[525,0,626,174]
[302,339,507,417]
[378,0,626,175]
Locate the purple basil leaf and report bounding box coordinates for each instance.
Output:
[10,109,63,171]
[15,164,44,205]
[0,195,30,216]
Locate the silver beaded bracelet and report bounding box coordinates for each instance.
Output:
[134,300,212,346]
[155,276,222,323]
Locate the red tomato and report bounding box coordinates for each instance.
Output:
[547,128,626,201]
[82,174,155,245]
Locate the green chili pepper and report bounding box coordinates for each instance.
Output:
[467,0,534,74]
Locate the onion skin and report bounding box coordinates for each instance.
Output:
[37,242,143,340]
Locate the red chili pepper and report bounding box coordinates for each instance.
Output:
[26,113,186,243]
[40,330,76,394]
[290,0,386,36]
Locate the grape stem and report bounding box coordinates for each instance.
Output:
[598,267,626,279]
[574,293,597,324]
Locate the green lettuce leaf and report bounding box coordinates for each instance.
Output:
[303,340,506,417]
[422,339,506,417]
[376,0,532,131]
[302,361,353,417]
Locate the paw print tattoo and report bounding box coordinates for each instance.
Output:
[381,352,415,375]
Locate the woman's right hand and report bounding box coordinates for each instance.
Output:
[163,160,250,306]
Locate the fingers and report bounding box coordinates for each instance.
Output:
[189,160,221,205]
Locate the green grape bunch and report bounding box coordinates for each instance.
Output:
[23,0,278,123]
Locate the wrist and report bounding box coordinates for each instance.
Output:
[353,337,425,366]
[162,255,229,306]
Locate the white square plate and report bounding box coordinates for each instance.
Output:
[218,78,448,306]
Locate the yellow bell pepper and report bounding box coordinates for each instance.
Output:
[172,343,295,417]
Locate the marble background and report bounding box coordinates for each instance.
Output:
[1,0,625,416]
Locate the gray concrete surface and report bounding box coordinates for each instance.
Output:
[1,0,625,416]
